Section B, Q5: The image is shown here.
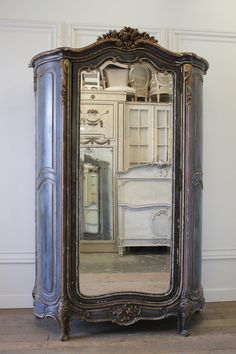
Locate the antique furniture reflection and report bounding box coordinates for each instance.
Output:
[129,63,150,101]
[80,150,112,241]
[30,26,208,340]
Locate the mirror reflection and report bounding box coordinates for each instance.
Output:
[80,147,113,241]
[79,60,174,296]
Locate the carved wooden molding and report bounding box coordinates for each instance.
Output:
[60,59,70,105]
[184,64,192,106]
[192,170,203,189]
[33,68,37,92]
[97,27,158,49]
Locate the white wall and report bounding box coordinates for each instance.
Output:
[0,0,236,307]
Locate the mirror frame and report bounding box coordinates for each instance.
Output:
[71,29,182,305]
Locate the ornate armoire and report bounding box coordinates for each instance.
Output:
[30,27,209,340]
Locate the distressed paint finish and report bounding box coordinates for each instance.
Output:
[30,27,208,340]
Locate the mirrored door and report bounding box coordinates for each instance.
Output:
[78,60,175,296]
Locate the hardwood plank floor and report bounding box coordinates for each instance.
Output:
[1,303,236,353]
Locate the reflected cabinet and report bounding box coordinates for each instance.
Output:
[30,27,209,340]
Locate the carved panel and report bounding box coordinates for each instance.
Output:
[119,205,171,246]
[151,208,172,237]
[190,68,204,293]
[36,66,58,301]
[118,179,172,205]
[37,179,55,294]
[37,69,55,172]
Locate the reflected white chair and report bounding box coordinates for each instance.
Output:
[81,70,100,90]
[149,72,172,102]
[129,63,150,101]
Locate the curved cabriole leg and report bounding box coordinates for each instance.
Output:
[58,301,71,341]
[178,312,190,337]
[178,297,191,336]
[60,318,71,341]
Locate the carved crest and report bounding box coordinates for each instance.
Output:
[97,27,158,49]
[111,304,141,325]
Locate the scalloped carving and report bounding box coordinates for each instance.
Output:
[97,27,158,49]
[111,304,141,325]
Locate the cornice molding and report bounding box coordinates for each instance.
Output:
[169,29,236,52]
[0,19,61,48]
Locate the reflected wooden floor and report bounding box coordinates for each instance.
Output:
[80,249,170,295]
[1,303,236,353]
[80,272,170,295]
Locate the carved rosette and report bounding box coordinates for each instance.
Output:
[97,27,158,49]
[184,64,192,106]
[60,59,70,106]
[111,304,141,325]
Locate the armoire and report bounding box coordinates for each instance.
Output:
[30,27,209,340]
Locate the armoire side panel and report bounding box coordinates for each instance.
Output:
[35,63,62,306]
[190,68,204,294]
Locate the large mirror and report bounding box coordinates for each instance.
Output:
[79,59,174,296]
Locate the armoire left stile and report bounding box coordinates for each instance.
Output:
[30,27,208,340]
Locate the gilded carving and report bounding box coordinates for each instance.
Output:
[184,64,192,106]
[97,27,158,49]
[60,59,70,106]
[111,304,141,325]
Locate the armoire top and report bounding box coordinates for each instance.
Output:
[29,26,209,73]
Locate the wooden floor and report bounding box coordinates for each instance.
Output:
[1,302,236,353]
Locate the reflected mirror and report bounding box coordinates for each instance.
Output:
[80,147,113,241]
[79,60,174,296]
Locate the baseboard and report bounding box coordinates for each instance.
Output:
[0,295,33,309]
[1,289,236,308]
[204,288,236,302]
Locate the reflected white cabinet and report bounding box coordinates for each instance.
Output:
[80,91,173,255]
[124,103,172,168]
[118,102,172,255]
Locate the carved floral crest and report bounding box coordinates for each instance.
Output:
[111,304,141,325]
[97,27,158,49]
